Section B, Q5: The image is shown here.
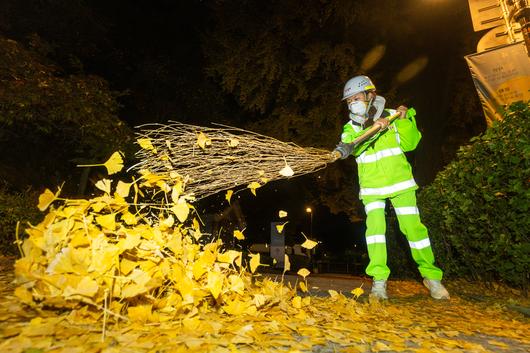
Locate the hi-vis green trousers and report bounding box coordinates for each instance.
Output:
[362,190,443,280]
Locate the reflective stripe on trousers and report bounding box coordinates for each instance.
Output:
[362,190,443,281]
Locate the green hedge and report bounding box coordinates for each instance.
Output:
[418,102,530,289]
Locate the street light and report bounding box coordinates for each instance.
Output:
[305,207,313,236]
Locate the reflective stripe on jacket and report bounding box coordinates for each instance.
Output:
[340,108,422,199]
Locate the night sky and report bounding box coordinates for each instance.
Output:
[1,0,488,259]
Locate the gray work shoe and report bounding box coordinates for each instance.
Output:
[370,280,388,299]
[423,279,450,300]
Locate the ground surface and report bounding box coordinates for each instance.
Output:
[1,256,529,353]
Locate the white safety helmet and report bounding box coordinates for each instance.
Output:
[342,75,376,100]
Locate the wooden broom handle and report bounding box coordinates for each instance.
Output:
[350,112,401,146]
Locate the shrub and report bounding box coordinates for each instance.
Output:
[418,102,530,289]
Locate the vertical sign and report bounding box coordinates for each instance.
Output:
[270,222,285,268]
[465,42,530,125]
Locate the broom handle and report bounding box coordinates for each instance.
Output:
[349,112,401,146]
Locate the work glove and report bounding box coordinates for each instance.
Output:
[397,105,408,119]
[332,143,353,160]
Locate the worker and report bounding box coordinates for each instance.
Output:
[332,75,449,300]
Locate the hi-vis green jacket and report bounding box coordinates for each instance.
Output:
[338,108,422,200]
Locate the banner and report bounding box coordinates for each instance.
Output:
[465,41,530,125]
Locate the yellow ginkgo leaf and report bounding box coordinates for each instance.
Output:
[301,238,318,250]
[226,189,233,204]
[223,299,249,315]
[95,178,112,194]
[171,181,184,203]
[328,289,339,299]
[297,268,310,279]
[276,222,288,234]
[197,131,211,149]
[171,200,189,223]
[122,212,137,225]
[253,294,267,308]
[217,250,242,267]
[291,296,302,309]
[249,253,261,273]
[234,229,245,240]
[160,215,175,229]
[351,287,364,298]
[116,180,132,198]
[284,254,291,273]
[299,281,308,293]
[279,163,294,177]
[103,151,124,175]
[37,188,56,211]
[207,271,223,299]
[227,138,239,147]
[137,138,157,153]
[279,210,288,218]
[228,275,245,295]
[63,276,99,298]
[96,213,116,230]
[247,181,261,196]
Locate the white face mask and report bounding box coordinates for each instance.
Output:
[348,100,368,117]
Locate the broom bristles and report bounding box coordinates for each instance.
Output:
[131,121,333,200]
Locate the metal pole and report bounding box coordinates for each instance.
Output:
[310,211,313,236]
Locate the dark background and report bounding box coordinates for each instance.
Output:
[0,0,488,265]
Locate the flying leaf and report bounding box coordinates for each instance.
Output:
[297,268,310,279]
[171,200,189,223]
[137,138,157,153]
[299,281,308,293]
[276,222,288,234]
[279,210,288,218]
[284,254,291,273]
[227,138,239,147]
[225,190,233,204]
[103,151,124,175]
[351,287,364,299]
[247,181,261,196]
[116,181,132,198]
[95,179,112,194]
[249,253,261,273]
[197,132,211,149]
[171,181,184,202]
[301,238,318,250]
[37,188,57,211]
[234,230,245,240]
[279,163,294,177]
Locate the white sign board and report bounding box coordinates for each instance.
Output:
[468,0,504,32]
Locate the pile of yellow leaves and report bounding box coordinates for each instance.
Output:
[13,151,308,323]
[7,150,530,353]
